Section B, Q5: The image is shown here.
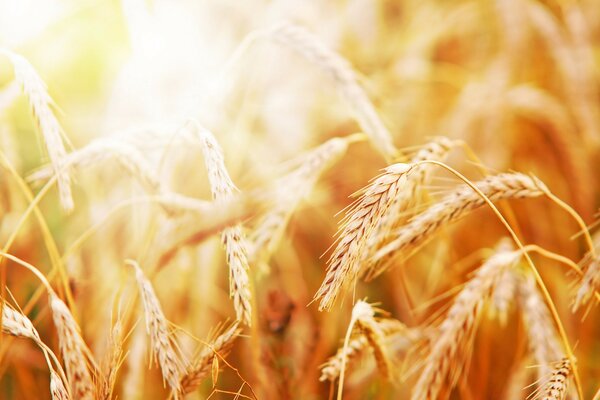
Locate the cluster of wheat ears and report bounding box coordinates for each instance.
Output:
[1,0,600,399]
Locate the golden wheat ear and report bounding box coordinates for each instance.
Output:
[0,48,73,211]
[370,172,548,278]
[314,163,413,311]
[191,121,253,326]
[127,260,185,397]
[411,239,521,400]
[48,293,96,400]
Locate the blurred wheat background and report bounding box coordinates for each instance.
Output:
[1,0,599,399]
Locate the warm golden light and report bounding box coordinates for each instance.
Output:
[0,0,599,399]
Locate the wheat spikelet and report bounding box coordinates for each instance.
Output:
[0,49,73,211]
[314,163,412,311]
[50,370,71,400]
[361,137,460,277]
[411,241,520,400]
[572,253,600,312]
[372,172,548,278]
[49,293,95,400]
[518,273,563,381]
[129,260,184,397]
[2,302,41,341]
[179,323,241,395]
[249,136,350,263]
[537,358,571,400]
[488,267,517,325]
[268,22,397,160]
[195,123,253,325]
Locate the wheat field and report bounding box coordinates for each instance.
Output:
[0,0,599,399]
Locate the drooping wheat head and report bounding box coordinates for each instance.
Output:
[371,172,548,279]
[195,122,253,325]
[411,240,520,400]
[129,260,185,397]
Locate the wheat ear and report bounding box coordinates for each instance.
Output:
[518,273,563,382]
[411,240,520,400]
[372,172,548,277]
[97,319,124,400]
[538,358,571,400]
[0,49,73,211]
[179,323,241,395]
[128,260,184,397]
[268,22,397,160]
[194,122,253,325]
[572,252,600,312]
[250,136,351,263]
[50,370,71,400]
[2,302,41,341]
[2,302,71,399]
[28,138,167,197]
[361,137,460,277]
[49,293,95,400]
[488,267,517,325]
[320,318,412,382]
[314,163,412,311]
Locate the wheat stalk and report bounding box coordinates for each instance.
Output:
[0,49,73,211]
[194,122,253,325]
[49,293,95,400]
[179,323,241,395]
[128,260,184,397]
[314,163,412,311]
[411,240,520,400]
[372,172,548,278]
[268,22,397,160]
